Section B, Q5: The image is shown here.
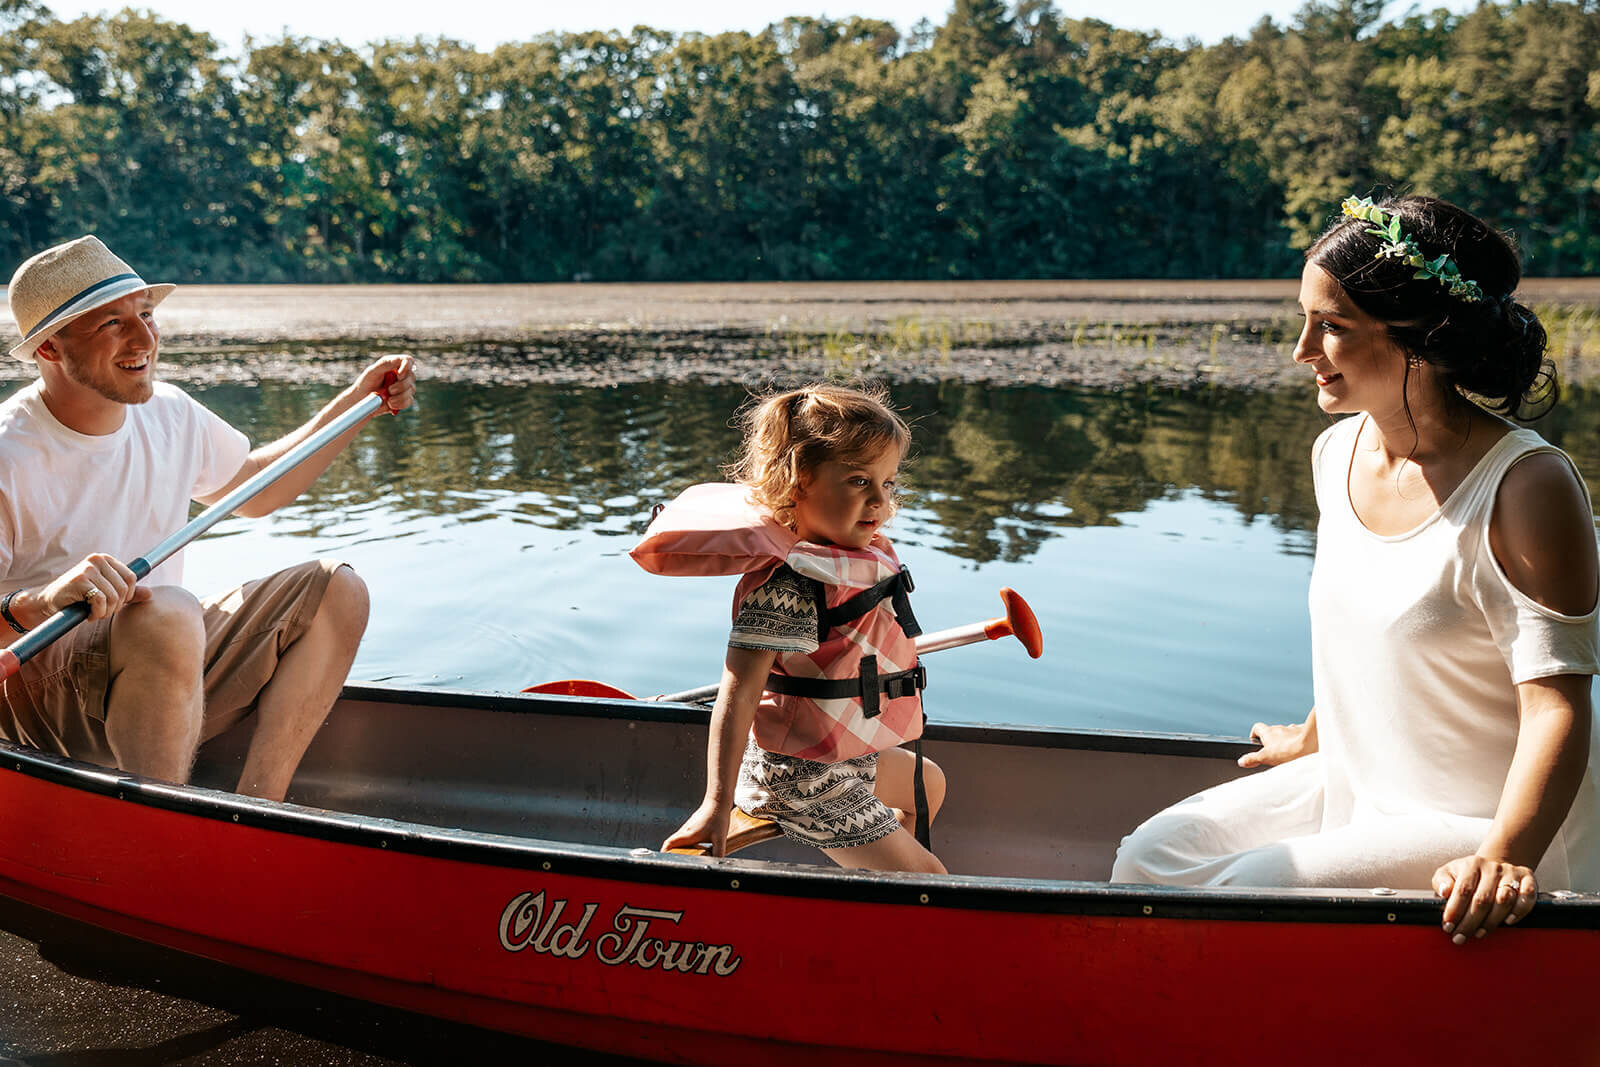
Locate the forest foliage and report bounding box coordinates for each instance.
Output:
[2,0,1597,283]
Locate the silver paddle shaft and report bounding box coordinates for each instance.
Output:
[654,617,1001,704]
[1,391,385,680]
[136,391,384,576]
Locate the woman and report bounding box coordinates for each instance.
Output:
[1111,195,1599,944]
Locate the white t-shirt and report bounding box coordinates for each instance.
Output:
[0,380,250,591]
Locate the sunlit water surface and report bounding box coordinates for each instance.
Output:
[12,379,1600,737]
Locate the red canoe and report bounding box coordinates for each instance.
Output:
[0,683,1594,1065]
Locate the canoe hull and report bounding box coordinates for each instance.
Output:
[0,686,1597,1065]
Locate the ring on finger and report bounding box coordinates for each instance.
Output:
[83,587,102,601]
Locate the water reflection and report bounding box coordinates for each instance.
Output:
[192,381,1353,560]
[182,380,1600,562]
[5,377,1596,735]
[907,385,1328,561]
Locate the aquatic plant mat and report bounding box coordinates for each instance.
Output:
[4,279,1598,390]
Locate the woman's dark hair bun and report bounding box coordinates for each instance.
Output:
[1306,195,1558,418]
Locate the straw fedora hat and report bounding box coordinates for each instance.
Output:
[6,235,175,362]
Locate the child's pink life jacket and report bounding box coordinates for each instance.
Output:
[631,483,924,763]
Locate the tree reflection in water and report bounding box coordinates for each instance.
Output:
[190,382,1329,554]
[185,380,1600,563]
[5,378,1594,732]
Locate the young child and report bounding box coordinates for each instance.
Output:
[634,384,947,873]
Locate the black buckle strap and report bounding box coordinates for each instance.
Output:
[820,568,921,638]
[764,660,927,718]
[860,656,879,717]
[885,664,926,700]
[913,734,930,850]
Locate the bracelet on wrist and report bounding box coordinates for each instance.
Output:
[1,589,28,635]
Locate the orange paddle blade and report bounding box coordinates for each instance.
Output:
[999,588,1043,659]
[523,679,639,699]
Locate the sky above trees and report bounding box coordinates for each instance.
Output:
[43,0,1476,48]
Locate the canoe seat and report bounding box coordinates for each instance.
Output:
[666,807,782,856]
[665,805,912,857]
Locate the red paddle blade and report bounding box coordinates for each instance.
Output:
[523,679,639,699]
[999,588,1044,659]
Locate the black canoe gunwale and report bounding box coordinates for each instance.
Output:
[3,681,1599,930]
[364,683,1260,760]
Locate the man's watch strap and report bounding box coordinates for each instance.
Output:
[1,589,28,634]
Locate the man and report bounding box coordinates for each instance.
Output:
[0,235,416,800]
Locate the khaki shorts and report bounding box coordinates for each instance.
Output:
[0,559,342,767]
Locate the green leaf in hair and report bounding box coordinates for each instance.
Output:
[1339,196,1484,303]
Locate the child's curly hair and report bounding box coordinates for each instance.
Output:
[726,383,911,530]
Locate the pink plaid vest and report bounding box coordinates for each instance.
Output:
[632,483,924,762]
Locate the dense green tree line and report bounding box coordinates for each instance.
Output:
[2,0,1597,283]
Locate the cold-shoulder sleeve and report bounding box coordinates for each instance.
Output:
[1478,449,1600,684]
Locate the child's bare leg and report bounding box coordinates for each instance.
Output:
[818,749,950,873]
[875,746,946,826]
[826,827,947,874]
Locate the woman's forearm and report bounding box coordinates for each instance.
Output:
[1478,675,1592,867]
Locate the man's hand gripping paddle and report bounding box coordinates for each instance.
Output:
[0,388,393,682]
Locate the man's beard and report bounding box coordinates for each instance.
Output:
[60,351,157,405]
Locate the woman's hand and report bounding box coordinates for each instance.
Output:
[661,799,730,856]
[1433,855,1536,944]
[1238,715,1317,769]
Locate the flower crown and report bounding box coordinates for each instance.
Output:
[1340,196,1484,303]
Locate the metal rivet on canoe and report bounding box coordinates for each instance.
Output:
[380,840,387,848]
[1387,913,1396,922]
[1142,905,1153,916]
[542,861,552,871]
[1370,887,1397,896]
[919,893,929,904]
[730,879,741,889]
[231,814,238,822]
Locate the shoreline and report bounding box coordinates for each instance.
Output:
[3,280,1595,391]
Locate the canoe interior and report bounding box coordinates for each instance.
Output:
[191,684,1254,881]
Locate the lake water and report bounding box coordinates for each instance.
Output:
[21,377,1588,740]
[3,371,1599,1064]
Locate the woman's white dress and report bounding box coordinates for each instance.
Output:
[1112,415,1600,889]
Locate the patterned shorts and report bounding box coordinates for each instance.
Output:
[734,735,901,851]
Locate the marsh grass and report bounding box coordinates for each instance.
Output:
[777,315,1010,371]
[1537,304,1600,363]
[112,282,1600,392]
[779,314,1197,372]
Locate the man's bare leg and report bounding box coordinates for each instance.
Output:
[103,586,207,782]
[234,565,369,801]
